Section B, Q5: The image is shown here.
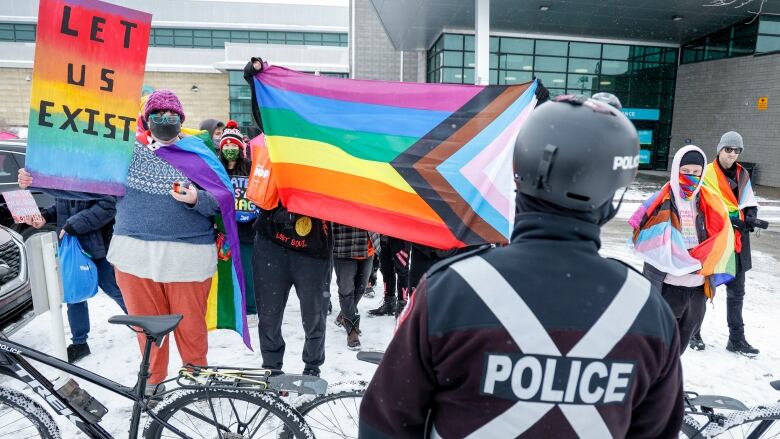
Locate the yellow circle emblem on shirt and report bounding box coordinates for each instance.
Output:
[295,216,313,237]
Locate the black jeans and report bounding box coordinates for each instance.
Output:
[379,238,411,300]
[726,270,747,341]
[253,235,330,373]
[661,283,706,355]
[334,258,373,324]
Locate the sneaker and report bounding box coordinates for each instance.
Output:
[246,313,259,328]
[302,368,320,377]
[334,312,345,328]
[689,334,705,351]
[67,343,91,363]
[726,339,760,356]
[363,287,375,299]
[394,299,407,318]
[368,296,397,317]
[347,328,361,350]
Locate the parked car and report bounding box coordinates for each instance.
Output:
[0,139,51,335]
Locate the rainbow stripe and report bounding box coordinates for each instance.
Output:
[26,0,151,195]
[254,66,538,248]
[629,183,736,297]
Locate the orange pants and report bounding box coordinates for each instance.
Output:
[114,269,211,384]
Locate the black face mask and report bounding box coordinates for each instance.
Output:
[149,119,181,143]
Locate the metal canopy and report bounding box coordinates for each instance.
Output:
[370,0,777,50]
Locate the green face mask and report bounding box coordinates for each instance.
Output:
[221,147,240,161]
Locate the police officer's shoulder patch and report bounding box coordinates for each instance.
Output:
[426,244,493,278]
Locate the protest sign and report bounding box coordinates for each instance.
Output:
[232,176,258,223]
[2,190,44,224]
[26,0,151,195]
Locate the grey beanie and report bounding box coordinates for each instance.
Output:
[717,131,744,153]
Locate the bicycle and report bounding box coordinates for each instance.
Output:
[290,351,382,439]
[681,381,780,438]
[0,313,327,438]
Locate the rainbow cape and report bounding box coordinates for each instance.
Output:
[628,183,736,297]
[252,65,539,249]
[155,136,250,349]
[702,160,758,253]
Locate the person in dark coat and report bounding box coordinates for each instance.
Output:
[29,196,127,363]
[360,96,683,438]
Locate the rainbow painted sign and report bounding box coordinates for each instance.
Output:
[26,0,151,195]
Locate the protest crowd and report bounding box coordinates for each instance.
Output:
[11,53,772,438]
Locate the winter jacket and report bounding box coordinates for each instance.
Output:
[43,196,117,259]
[332,224,379,259]
[253,205,332,259]
[360,212,684,438]
[224,160,256,244]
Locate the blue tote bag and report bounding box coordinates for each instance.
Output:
[59,234,99,304]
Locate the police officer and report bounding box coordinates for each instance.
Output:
[359,95,684,438]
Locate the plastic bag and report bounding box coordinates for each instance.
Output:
[246,134,280,211]
[59,234,99,304]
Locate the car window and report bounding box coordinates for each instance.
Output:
[0,151,21,186]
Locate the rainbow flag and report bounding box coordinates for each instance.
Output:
[156,136,251,349]
[702,160,758,253]
[252,66,538,249]
[628,183,736,297]
[26,0,151,196]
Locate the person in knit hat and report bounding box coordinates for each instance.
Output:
[200,119,225,146]
[689,131,761,355]
[218,121,258,326]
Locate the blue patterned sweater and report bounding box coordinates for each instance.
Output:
[113,142,219,244]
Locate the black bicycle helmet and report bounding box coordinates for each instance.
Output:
[513,94,639,212]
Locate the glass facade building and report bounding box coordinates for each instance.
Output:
[427,33,678,170]
[681,16,780,63]
[0,23,348,48]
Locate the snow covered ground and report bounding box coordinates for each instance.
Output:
[3,178,779,437]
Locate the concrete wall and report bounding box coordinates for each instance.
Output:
[352,0,425,82]
[671,53,780,187]
[0,68,32,127]
[0,68,228,130]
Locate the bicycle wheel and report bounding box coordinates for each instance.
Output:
[680,405,780,438]
[0,386,60,438]
[143,388,313,439]
[294,382,366,439]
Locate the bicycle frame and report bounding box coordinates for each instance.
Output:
[0,335,191,438]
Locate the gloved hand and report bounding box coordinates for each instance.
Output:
[730,217,747,232]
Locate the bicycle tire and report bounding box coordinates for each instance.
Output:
[0,386,60,438]
[292,381,367,439]
[680,405,780,438]
[143,388,313,439]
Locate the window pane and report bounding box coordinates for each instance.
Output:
[0,24,13,41]
[442,67,463,83]
[546,88,566,97]
[601,60,629,75]
[463,68,475,84]
[443,34,463,50]
[228,71,245,83]
[304,33,322,44]
[268,31,285,43]
[250,31,268,43]
[567,74,598,92]
[534,72,566,87]
[503,54,533,70]
[323,33,340,42]
[174,35,193,46]
[464,51,475,67]
[442,51,463,67]
[15,29,35,42]
[490,36,499,52]
[759,17,780,35]
[500,37,533,54]
[568,58,600,74]
[756,35,780,52]
[155,35,174,46]
[731,36,756,55]
[156,28,174,36]
[489,69,498,85]
[533,56,566,71]
[535,40,567,56]
[602,44,630,60]
[194,29,211,37]
[464,35,474,51]
[489,53,498,68]
[501,71,533,84]
[568,42,600,58]
[194,37,212,47]
[339,33,348,43]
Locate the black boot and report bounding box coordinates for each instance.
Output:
[726,339,759,356]
[344,315,361,350]
[368,296,397,317]
[67,343,91,363]
[689,333,705,351]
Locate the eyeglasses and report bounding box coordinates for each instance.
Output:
[148,114,181,125]
[723,147,743,154]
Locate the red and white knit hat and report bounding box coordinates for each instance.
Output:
[219,120,245,151]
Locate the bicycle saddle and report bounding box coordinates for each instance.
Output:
[772,380,780,391]
[109,314,183,345]
[357,351,384,365]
